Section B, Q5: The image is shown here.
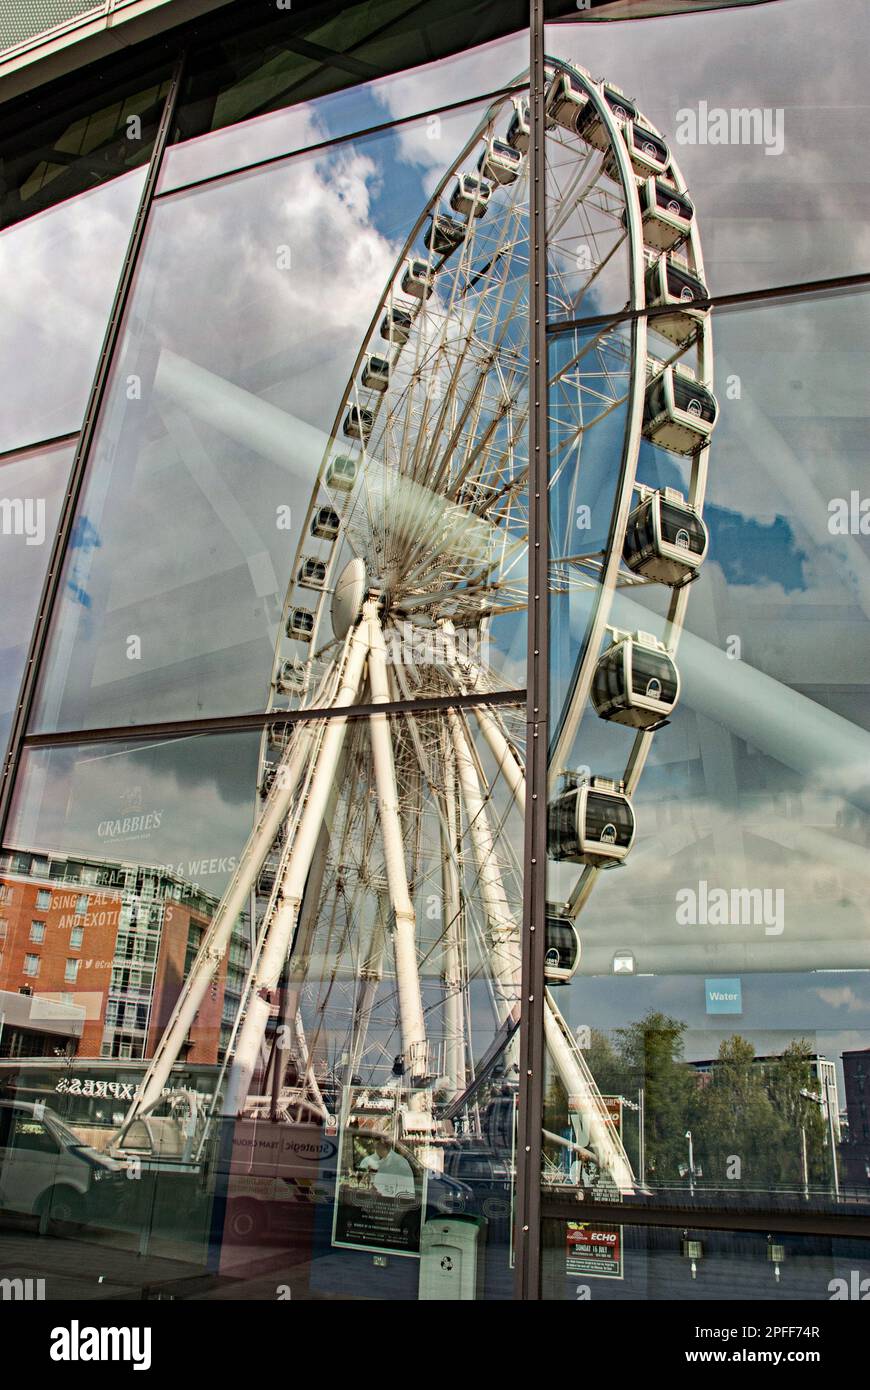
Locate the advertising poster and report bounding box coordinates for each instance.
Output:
[331,1089,428,1258]
[566,1093,624,1199]
[566,1222,624,1280]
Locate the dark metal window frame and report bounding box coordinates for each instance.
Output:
[0,0,867,1301]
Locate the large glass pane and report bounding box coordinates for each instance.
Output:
[164,0,528,190]
[2,702,524,1297]
[0,438,75,762]
[545,0,870,307]
[160,30,529,194]
[0,170,146,454]
[542,1221,870,1302]
[542,289,870,1256]
[31,96,530,733]
[0,56,169,230]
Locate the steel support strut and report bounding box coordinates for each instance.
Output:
[226,617,371,1113]
[515,0,549,1301]
[367,607,429,1083]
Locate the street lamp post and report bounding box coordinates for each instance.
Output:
[801,1085,840,1202]
[686,1129,695,1197]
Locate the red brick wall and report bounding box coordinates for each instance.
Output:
[147,900,228,1064]
[0,876,120,1056]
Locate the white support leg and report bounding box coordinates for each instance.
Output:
[440,620,525,814]
[367,608,429,1083]
[226,616,371,1114]
[128,718,319,1121]
[448,709,522,1023]
[544,992,635,1194]
[345,892,389,1088]
[441,736,467,1098]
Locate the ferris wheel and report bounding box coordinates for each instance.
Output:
[126,58,716,1194]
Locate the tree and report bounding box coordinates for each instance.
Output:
[764,1039,829,1189]
[613,1011,694,1182]
[690,1035,788,1189]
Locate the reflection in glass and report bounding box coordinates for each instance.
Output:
[544,289,870,1219]
[546,0,870,300]
[31,95,534,732]
[0,171,146,454]
[166,0,528,176]
[3,703,526,1296]
[0,61,167,230]
[543,1220,870,1301]
[0,439,74,761]
[161,30,528,193]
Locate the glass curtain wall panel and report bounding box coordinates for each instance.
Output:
[0,170,147,454]
[0,438,76,760]
[542,286,870,1268]
[545,0,870,308]
[29,92,530,733]
[161,29,530,193]
[2,701,524,1298]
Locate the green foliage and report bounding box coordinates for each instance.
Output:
[567,1016,834,1193]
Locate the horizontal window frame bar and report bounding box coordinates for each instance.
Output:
[547,270,870,338]
[0,430,80,468]
[541,1196,870,1241]
[19,688,527,750]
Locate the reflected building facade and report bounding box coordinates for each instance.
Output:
[0,0,869,1302]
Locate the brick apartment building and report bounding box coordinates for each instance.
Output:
[0,848,249,1064]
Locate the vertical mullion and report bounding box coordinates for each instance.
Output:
[0,52,187,844]
[515,0,549,1302]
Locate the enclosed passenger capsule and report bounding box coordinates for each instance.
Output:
[286,607,315,641]
[450,172,492,218]
[275,657,307,694]
[326,454,358,490]
[478,137,523,186]
[424,213,466,258]
[506,98,530,153]
[604,123,669,182]
[544,907,581,983]
[342,405,373,442]
[592,630,680,730]
[645,256,709,346]
[623,487,708,586]
[548,775,635,867]
[575,82,637,151]
[380,305,413,345]
[311,506,340,540]
[361,355,390,393]
[401,257,435,300]
[297,556,327,589]
[636,179,694,252]
[643,363,717,454]
[545,70,590,132]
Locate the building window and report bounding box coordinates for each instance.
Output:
[70,925,84,949]
[64,958,80,983]
[29,920,45,943]
[23,954,40,977]
[0,918,7,939]
[36,889,51,909]
[76,893,89,915]
[0,885,12,905]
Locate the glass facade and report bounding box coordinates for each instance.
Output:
[0,0,868,1311]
